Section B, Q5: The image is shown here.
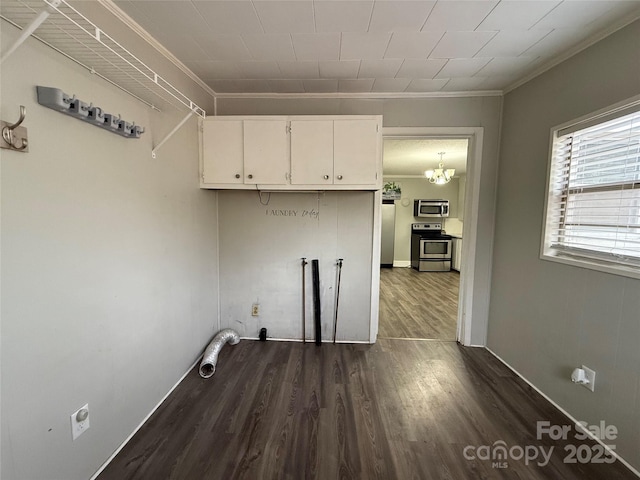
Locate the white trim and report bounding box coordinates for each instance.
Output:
[382,127,485,347]
[89,355,204,480]
[370,190,382,344]
[504,10,640,95]
[240,337,372,344]
[214,90,503,100]
[486,348,640,479]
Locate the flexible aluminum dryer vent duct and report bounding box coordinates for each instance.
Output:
[199,328,240,378]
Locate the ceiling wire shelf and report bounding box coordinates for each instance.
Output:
[0,0,206,118]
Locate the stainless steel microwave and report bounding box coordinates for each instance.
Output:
[414,199,449,218]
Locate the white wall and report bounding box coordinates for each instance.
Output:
[217,95,502,346]
[217,191,374,342]
[1,20,218,480]
[488,20,640,470]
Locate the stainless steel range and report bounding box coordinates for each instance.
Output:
[411,223,452,272]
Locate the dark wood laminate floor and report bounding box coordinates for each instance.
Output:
[378,267,459,340]
[98,339,636,480]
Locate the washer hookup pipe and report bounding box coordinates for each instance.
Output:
[333,258,344,344]
[301,257,308,343]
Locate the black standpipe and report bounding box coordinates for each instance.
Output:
[301,258,308,343]
[333,258,344,344]
[312,259,321,346]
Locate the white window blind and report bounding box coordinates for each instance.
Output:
[543,107,640,272]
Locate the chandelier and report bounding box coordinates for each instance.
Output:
[425,152,455,184]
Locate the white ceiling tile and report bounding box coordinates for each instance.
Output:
[477,1,561,30]
[237,62,282,79]
[533,1,635,30]
[338,79,375,93]
[185,61,242,80]
[125,1,212,38]
[435,58,492,79]
[368,1,436,32]
[477,75,519,90]
[313,1,374,32]
[405,78,449,92]
[156,36,209,63]
[253,1,315,33]
[577,3,640,33]
[475,30,552,57]
[277,61,320,79]
[292,34,341,61]
[371,78,411,92]
[476,56,538,76]
[520,29,586,58]
[209,79,272,93]
[396,58,448,78]
[358,59,403,78]
[112,0,640,96]
[384,32,443,59]
[194,35,252,62]
[340,33,392,60]
[242,34,295,61]
[441,77,491,92]
[192,1,263,34]
[422,1,499,31]
[303,79,340,93]
[429,31,497,58]
[319,61,361,78]
[268,79,306,93]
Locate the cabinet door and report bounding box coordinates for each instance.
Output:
[333,119,379,185]
[202,120,243,184]
[290,120,333,185]
[243,120,288,185]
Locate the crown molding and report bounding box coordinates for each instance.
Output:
[96,0,217,101]
[213,90,503,100]
[504,10,640,94]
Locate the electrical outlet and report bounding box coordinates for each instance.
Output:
[70,403,90,440]
[582,365,596,392]
[252,304,259,316]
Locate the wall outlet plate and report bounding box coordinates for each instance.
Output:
[252,304,259,316]
[582,365,596,392]
[70,403,90,440]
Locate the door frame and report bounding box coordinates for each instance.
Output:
[371,127,484,346]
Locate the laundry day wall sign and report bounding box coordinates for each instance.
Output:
[265,208,319,219]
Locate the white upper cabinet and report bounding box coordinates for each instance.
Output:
[202,119,243,184]
[200,115,382,190]
[243,119,288,185]
[290,119,334,185]
[334,119,379,185]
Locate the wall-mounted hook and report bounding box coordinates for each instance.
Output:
[1,105,29,152]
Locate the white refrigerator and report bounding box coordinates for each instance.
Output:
[380,200,395,267]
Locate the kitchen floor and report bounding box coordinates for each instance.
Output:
[378,267,459,340]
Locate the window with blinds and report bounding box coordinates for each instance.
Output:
[542,100,640,277]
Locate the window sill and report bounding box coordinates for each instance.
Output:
[541,251,640,280]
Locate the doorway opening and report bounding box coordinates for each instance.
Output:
[377,135,469,342]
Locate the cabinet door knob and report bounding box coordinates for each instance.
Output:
[336,175,343,180]
[235,174,240,179]
[247,174,253,179]
[323,175,329,180]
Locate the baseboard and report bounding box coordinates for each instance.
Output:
[393,261,411,268]
[486,347,640,478]
[89,355,203,480]
[241,337,371,344]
